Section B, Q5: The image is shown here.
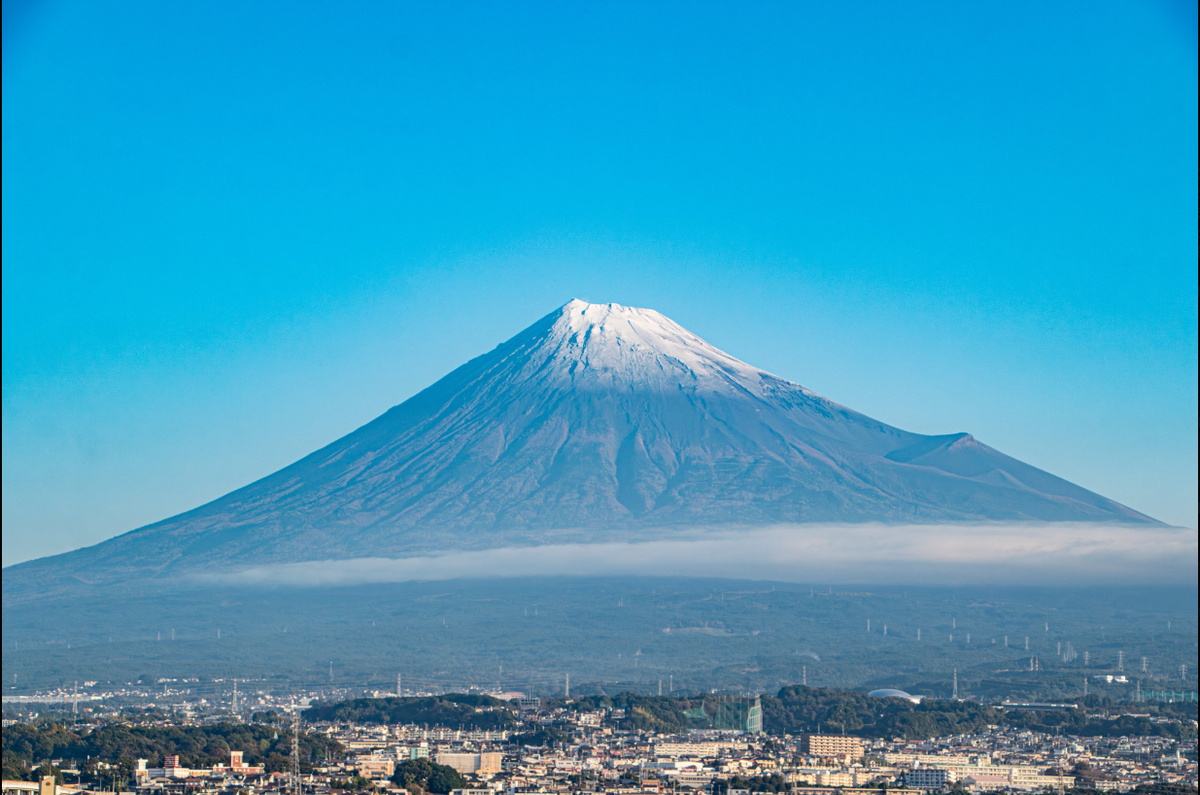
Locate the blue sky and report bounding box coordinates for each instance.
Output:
[3,0,1196,566]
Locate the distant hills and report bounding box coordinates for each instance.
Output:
[3,299,1156,603]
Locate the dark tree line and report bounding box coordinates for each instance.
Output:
[1,722,341,782]
[303,695,515,729]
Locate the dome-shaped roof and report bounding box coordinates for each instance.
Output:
[868,688,923,704]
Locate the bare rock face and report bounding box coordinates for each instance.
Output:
[2,300,1156,596]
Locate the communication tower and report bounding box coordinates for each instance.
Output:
[291,702,302,795]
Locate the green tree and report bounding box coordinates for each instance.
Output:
[390,759,467,795]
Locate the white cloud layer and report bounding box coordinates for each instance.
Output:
[199,523,1198,588]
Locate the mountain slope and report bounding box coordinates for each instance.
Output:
[3,299,1157,598]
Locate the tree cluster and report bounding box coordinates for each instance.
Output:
[390,759,466,795]
[303,695,515,729]
[1,721,341,782]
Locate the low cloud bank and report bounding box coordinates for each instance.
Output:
[202,523,1197,588]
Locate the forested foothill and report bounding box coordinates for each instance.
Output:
[298,687,1196,741]
[1,721,341,783]
[301,694,515,728]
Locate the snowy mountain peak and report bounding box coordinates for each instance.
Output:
[530,299,784,398]
[1,299,1157,598]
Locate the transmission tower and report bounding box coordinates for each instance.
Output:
[291,703,302,795]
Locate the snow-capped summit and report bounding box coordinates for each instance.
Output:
[2,299,1158,595]
[496,298,804,395]
[548,298,763,386]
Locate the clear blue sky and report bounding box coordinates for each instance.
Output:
[3,0,1196,566]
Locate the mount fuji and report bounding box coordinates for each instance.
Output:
[3,299,1157,602]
